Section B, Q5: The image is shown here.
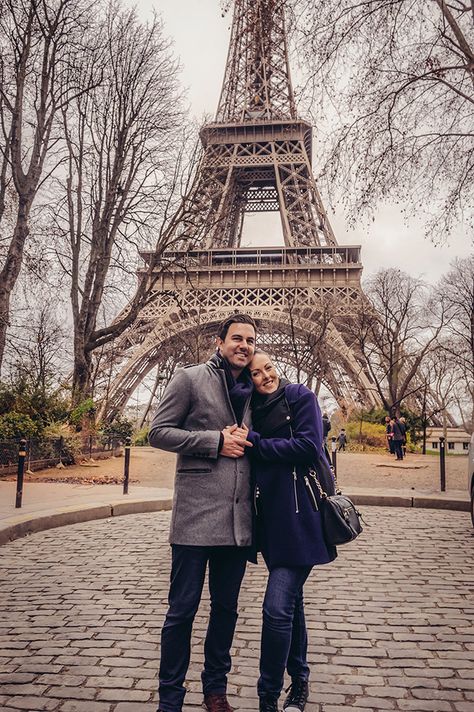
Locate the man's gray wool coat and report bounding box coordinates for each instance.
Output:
[148,358,253,547]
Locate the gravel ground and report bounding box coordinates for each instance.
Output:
[11,446,469,493]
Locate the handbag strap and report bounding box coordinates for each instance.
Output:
[309,456,339,498]
[309,470,328,499]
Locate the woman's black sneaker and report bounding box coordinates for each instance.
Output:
[283,679,309,711]
[259,695,279,712]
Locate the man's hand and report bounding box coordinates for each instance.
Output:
[221,423,253,458]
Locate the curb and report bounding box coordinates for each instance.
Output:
[0,493,469,547]
[348,492,470,512]
[0,498,173,547]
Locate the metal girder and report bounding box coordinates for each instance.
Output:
[164,130,338,249]
[216,0,296,122]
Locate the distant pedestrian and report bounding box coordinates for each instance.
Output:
[385,416,395,455]
[337,428,347,452]
[399,417,407,456]
[322,413,331,444]
[391,417,405,460]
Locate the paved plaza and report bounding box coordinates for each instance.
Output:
[1,507,474,712]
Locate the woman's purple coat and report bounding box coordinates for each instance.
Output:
[247,383,337,569]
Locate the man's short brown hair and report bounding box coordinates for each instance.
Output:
[217,313,257,341]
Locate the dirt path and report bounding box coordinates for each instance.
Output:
[8,446,468,492]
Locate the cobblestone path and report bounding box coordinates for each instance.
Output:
[1,508,473,712]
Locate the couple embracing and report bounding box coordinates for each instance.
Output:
[149,314,337,712]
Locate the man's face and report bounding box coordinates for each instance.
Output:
[216,322,256,374]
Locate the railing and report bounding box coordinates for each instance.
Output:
[141,245,362,272]
[0,435,118,476]
[2,437,133,509]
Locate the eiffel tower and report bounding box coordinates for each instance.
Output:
[101,0,381,420]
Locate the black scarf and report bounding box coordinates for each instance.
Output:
[211,352,253,425]
[251,378,290,434]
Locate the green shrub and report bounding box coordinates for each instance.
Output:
[133,426,149,446]
[344,420,387,450]
[0,412,39,439]
[69,398,96,429]
[0,377,70,432]
[41,422,83,463]
[102,416,133,442]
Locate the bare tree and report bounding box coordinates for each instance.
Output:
[0,0,97,373]
[49,3,185,404]
[293,0,474,240]
[437,254,474,432]
[422,346,459,438]
[259,293,336,396]
[283,293,333,391]
[348,268,446,415]
[6,300,67,397]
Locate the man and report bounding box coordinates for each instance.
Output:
[391,417,405,461]
[322,413,331,444]
[149,314,257,712]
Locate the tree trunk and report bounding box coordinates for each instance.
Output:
[72,343,93,406]
[0,198,31,373]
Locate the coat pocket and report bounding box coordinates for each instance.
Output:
[176,468,212,474]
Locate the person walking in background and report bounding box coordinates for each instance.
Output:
[391,417,405,461]
[399,416,407,456]
[322,413,331,445]
[385,416,395,455]
[337,428,347,452]
[149,314,256,712]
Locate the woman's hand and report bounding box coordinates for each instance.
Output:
[235,423,249,438]
[221,423,252,457]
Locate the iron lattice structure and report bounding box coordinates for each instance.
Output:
[100,0,382,420]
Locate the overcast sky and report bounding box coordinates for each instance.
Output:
[136,0,472,284]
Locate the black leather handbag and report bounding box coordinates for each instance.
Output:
[309,452,364,546]
[318,489,363,545]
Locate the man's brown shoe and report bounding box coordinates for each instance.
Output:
[202,693,234,712]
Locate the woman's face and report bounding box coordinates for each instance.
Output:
[250,353,279,394]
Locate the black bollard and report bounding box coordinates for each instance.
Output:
[331,436,337,478]
[123,437,131,495]
[15,439,27,508]
[439,436,446,492]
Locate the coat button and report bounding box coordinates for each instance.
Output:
[235,497,240,504]
[286,416,291,420]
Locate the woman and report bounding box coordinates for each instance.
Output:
[237,351,337,712]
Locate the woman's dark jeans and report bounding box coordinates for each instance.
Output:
[258,565,312,699]
[158,544,248,712]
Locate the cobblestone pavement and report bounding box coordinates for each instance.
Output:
[1,508,473,712]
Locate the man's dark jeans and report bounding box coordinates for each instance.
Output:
[258,565,312,699]
[158,544,248,712]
